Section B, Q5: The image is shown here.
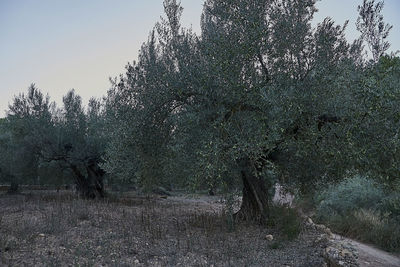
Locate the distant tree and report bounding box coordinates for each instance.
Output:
[40,90,107,198]
[0,119,18,192]
[3,84,53,192]
[0,118,15,188]
[5,85,108,198]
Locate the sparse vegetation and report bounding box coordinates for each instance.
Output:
[0,191,325,266]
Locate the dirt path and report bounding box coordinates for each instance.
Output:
[332,234,400,267]
[274,186,400,267]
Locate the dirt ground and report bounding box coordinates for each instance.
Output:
[0,190,326,267]
[331,234,400,267]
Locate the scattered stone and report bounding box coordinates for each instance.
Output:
[265,234,274,241]
[314,234,330,247]
[323,243,359,267]
[38,233,45,237]
[303,216,359,266]
[340,249,353,258]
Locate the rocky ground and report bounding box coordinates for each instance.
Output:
[0,191,327,266]
[335,235,400,267]
[1,190,399,266]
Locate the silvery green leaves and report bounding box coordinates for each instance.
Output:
[357,0,393,62]
[103,0,398,216]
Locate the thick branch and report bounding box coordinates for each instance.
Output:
[257,53,271,83]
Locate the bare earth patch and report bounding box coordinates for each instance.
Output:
[0,191,325,266]
[332,235,400,267]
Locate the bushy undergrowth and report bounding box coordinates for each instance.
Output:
[268,205,302,241]
[315,175,384,218]
[314,175,400,252]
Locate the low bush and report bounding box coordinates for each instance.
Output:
[268,205,302,241]
[380,193,400,221]
[315,175,384,220]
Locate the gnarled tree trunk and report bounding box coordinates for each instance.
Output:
[70,161,105,199]
[86,160,105,198]
[7,181,19,194]
[235,158,270,223]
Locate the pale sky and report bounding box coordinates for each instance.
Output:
[1,0,399,118]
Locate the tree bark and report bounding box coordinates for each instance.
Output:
[235,158,270,223]
[7,181,19,194]
[70,162,105,199]
[86,160,105,198]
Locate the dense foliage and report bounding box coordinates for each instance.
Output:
[0,85,107,197]
[316,175,385,218]
[103,0,399,220]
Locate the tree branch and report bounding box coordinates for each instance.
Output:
[257,53,271,83]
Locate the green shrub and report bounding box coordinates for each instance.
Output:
[315,175,384,221]
[268,205,301,240]
[314,175,400,252]
[348,209,400,252]
[380,193,400,222]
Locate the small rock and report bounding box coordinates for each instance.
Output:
[314,234,329,246]
[340,249,352,258]
[315,224,326,231]
[38,233,45,237]
[265,234,274,241]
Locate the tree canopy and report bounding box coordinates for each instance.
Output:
[2,85,107,197]
[103,0,399,220]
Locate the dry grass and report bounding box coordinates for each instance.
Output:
[0,191,325,266]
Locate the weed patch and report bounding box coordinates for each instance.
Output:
[268,205,302,241]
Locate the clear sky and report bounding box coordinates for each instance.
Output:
[1,0,399,118]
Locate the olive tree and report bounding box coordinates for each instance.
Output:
[40,90,107,198]
[3,85,53,192]
[5,85,108,198]
[105,0,396,221]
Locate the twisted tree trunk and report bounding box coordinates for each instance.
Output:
[7,181,19,194]
[70,161,104,199]
[235,158,270,223]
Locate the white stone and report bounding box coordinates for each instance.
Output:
[265,234,274,241]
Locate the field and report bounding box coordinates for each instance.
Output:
[0,191,325,266]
